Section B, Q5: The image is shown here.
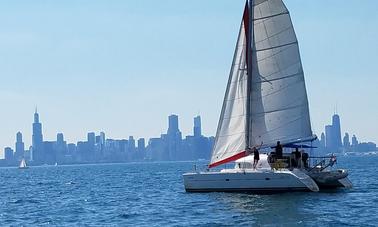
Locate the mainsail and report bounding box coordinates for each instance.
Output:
[19,158,27,168]
[209,0,313,168]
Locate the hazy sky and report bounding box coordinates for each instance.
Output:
[1,0,377,155]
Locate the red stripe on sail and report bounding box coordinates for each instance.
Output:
[208,151,249,168]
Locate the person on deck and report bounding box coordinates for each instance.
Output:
[253,147,260,169]
[294,148,301,168]
[275,141,283,159]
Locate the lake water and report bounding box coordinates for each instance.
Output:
[0,156,377,226]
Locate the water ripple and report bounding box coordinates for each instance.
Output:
[0,156,376,226]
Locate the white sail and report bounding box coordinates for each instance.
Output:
[250,0,313,147]
[19,158,27,168]
[209,5,249,167]
[209,0,313,168]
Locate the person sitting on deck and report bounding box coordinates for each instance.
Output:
[275,141,283,160]
[253,147,260,169]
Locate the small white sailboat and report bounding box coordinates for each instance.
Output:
[183,0,351,193]
[19,158,29,169]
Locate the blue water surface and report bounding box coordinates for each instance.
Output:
[0,156,377,226]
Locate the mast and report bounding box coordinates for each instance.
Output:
[245,0,254,150]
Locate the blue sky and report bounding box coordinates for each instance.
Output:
[0,0,377,155]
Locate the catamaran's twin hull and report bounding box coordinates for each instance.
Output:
[308,170,353,189]
[183,170,319,193]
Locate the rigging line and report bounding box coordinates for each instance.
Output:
[252,103,303,115]
[253,11,289,21]
[257,44,292,63]
[216,132,246,138]
[255,26,293,44]
[257,74,273,85]
[252,79,304,100]
[225,96,248,102]
[256,41,298,52]
[253,0,268,7]
[257,60,302,80]
[222,112,248,119]
[252,116,306,137]
[255,72,302,84]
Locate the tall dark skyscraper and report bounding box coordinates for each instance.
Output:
[343,133,350,148]
[57,133,64,145]
[332,114,342,149]
[56,133,67,159]
[138,138,145,152]
[100,132,106,145]
[320,132,326,148]
[167,114,182,160]
[324,114,343,151]
[325,125,334,149]
[193,116,202,137]
[14,131,25,161]
[168,115,179,135]
[128,136,136,152]
[32,109,44,162]
[4,147,14,162]
[87,132,96,146]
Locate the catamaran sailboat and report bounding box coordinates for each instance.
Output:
[183,0,351,192]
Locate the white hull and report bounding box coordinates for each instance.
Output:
[183,169,319,193]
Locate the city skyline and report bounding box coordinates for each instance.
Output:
[2,110,214,165]
[1,0,377,152]
[2,110,376,161]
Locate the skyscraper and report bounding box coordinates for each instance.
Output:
[168,115,179,135]
[343,133,350,148]
[4,147,14,162]
[193,116,202,137]
[332,114,342,149]
[320,132,326,148]
[128,136,136,152]
[100,132,106,145]
[56,133,67,161]
[32,109,44,163]
[138,138,145,152]
[325,125,334,149]
[15,132,25,161]
[87,132,96,146]
[167,114,182,160]
[57,133,64,145]
[87,132,96,159]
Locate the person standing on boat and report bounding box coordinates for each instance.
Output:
[275,141,283,159]
[253,147,260,169]
[294,148,301,168]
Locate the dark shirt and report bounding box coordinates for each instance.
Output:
[276,145,283,159]
[294,150,301,160]
[253,149,260,160]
